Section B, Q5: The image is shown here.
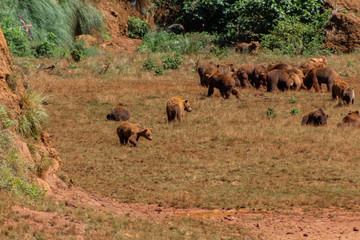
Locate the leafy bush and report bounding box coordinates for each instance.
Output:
[290,108,301,115]
[142,58,157,71]
[261,13,331,55]
[0,17,32,57]
[154,65,165,75]
[127,17,149,39]
[18,90,48,139]
[34,32,57,57]
[162,55,183,70]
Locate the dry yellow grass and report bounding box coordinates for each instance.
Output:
[24,51,360,213]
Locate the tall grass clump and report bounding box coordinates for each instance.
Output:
[127,17,149,39]
[0,0,103,55]
[0,131,43,197]
[18,90,48,139]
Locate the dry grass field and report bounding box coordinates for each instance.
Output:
[8,50,360,238]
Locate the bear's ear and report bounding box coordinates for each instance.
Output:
[184,99,189,103]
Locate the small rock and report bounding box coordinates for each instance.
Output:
[353,227,359,231]
[303,233,308,237]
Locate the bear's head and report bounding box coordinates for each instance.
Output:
[139,128,152,140]
[183,99,192,112]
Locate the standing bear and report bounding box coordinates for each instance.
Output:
[166,96,192,123]
[206,72,240,98]
[331,79,354,104]
[265,69,291,92]
[116,121,152,147]
[106,103,130,121]
[303,67,338,92]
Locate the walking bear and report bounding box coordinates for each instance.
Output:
[166,97,192,123]
[206,72,240,99]
[116,121,152,147]
[337,111,360,127]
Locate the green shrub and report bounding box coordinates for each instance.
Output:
[289,96,298,104]
[142,58,157,71]
[154,65,164,75]
[34,32,57,57]
[162,55,183,70]
[290,108,301,115]
[0,17,32,57]
[127,17,149,39]
[70,40,98,62]
[261,13,331,56]
[266,107,276,119]
[18,90,48,139]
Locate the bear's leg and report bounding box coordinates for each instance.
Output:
[176,111,182,122]
[119,135,125,145]
[232,88,240,98]
[327,82,333,92]
[208,86,214,97]
[313,81,321,92]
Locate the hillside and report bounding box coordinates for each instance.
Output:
[3,1,360,239]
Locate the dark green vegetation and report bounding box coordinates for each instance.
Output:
[155,0,331,55]
[0,0,103,57]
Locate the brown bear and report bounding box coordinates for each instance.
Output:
[116,121,152,147]
[166,96,192,123]
[337,111,360,127]
[106,103,130,121]
[301,108,328,126]
[206,72,240,99]
[235,63,255,88]
[253,64,267,88]
[285,67,305,80]
[266,63,292,72]
[266,69,291,92]
[288,72,304,91]
[332,79,349,100]
[236,69,252,88]
[235,41,259,54]
[343,88,355,105]
[197,61,217,87]
[303,67,338,92]
[217,62,235,74]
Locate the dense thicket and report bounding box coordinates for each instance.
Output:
[155,0,331,55]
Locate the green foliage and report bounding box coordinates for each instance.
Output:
[261,12,331,55]
[266,107,276,119]
[70,40,98,62]
[289,96,298,104]
[154,65,165,76]
[0,0,103,56]
[0,131,43,197]
[142,58,157,71]
[127,17,149,39]
[138,31,216,55]
[34,32,57,57]
[162,55,183,70]
[290,108,301,115]
[18,90,48,139]
[0,17,32,57]
[0,105,16,129]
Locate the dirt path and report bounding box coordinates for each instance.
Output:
[10,172,360,240]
